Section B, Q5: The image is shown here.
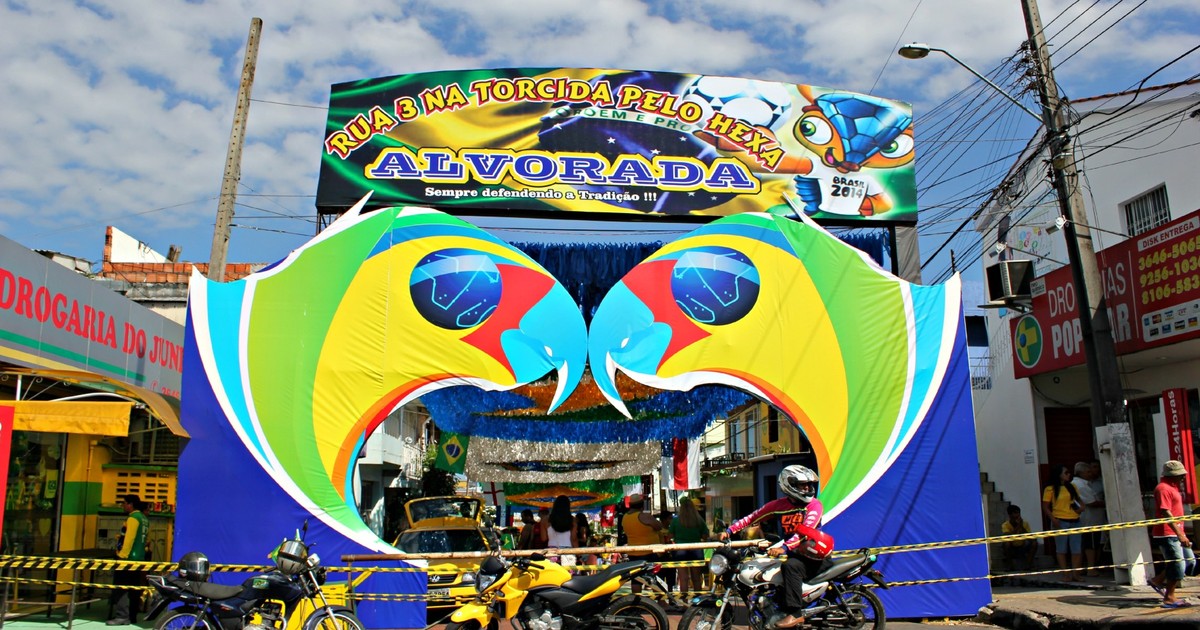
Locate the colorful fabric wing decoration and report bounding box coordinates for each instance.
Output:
[187,198,587,549]
[587,212,960,520]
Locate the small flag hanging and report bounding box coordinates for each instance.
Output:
[661,437,702,490]
[481,481,506,508]
[600,504,616,528]
[434,431,469,473]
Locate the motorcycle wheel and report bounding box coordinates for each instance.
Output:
[601,595,670,630]
[302,610,366,630]
[838,585,886,630]
[677,606,735,630]
[154,610,216,630]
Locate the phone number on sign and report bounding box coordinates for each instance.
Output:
[1137,234,1200,271]
[1138,254,1200,288]
[1140,274,1200,305]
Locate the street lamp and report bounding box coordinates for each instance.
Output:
[898,40,1150,585]
[898,44,1044,122]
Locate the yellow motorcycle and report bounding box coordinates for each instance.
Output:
[445,552,669,630]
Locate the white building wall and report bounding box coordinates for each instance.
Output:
[973,307,1043,521]
[972,86,1200,529]
[109,226,170,263]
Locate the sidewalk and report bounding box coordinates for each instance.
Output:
[981,571,1200,629]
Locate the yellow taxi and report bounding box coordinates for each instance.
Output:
[393,496,499,615]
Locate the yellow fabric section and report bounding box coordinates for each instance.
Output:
[5,401,132,436]
[0,367,186,437]
[653,232,848,475]
[313,235,527,487]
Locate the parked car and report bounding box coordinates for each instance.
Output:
[393,496,498,618]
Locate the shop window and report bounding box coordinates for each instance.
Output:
[3,432,66,555]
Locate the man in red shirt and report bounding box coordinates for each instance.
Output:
[1149,460,1195,608]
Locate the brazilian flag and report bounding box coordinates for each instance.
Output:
[434,432,469,473]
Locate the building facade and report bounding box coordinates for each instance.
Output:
[972,82,1200,541]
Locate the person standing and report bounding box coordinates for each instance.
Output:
[534,507,551,549]
[1042,464,1085,582]
[669,497,711,599]
[574,512,598,566]
[517,509,537,550]
[546,495,579,565]
[621,494,664,594]
[1071,461,1105,576]
[1148,460,1195,608]
[108,494,148,625]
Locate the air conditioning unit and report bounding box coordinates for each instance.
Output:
[985,259,1034,302]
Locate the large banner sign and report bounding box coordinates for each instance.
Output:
[1012,209,1200,377]
[0,235,183,397]
[316,68,918,223]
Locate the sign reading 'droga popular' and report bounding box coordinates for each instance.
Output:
[1011,208,1200,378]
[316,68,918,224]
[0,235,184,397]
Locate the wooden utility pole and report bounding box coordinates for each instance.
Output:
[1020,0,1151,585]
[207,17,262,282]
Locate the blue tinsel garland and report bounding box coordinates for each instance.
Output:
[421,385,750,442]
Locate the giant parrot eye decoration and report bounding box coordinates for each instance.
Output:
[410,248,502,329]
[670,246,760,326]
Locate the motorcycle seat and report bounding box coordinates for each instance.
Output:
[169,578,246,600]
[560,560,646,594]
[808,555,867,584]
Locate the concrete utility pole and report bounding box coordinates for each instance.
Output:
[208,17,263,282]
[1020,0,1152,585]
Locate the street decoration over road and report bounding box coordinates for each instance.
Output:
[317,68,917,223]
[179,197,986,623]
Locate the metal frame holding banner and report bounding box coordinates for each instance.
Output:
[179,201,988,623]
[317,68,917,225]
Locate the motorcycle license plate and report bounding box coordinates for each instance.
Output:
[429,588,450,598]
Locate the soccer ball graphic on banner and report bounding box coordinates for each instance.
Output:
[682,76,793,131]
[410,248,502,330]
[670,246,761,326]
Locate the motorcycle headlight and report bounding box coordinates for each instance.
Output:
[476,573,496,592]
[461,571,476,584]
[709,553,729,576]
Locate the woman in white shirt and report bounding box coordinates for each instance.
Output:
[547,494,580,565]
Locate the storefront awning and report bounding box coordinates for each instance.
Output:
[0,368,187,437]
[4,400,133,436]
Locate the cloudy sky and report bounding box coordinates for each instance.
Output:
[1,0,1197,272]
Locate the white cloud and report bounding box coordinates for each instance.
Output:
[0,0,1195,265]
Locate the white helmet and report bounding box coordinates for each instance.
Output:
[780,465,819,504]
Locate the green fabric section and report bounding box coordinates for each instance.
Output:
[775,216,908,507]
[59,480,103,516]
[247,209,397,504]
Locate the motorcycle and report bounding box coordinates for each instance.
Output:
[145,524,365,630]
[678,544,888,630]
[445,552,670,630]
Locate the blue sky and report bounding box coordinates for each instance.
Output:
[1,0,1197,286]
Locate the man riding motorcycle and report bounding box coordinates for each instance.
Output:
[719,465,833,629]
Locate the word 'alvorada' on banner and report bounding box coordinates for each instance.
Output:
[316,68,917,223]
